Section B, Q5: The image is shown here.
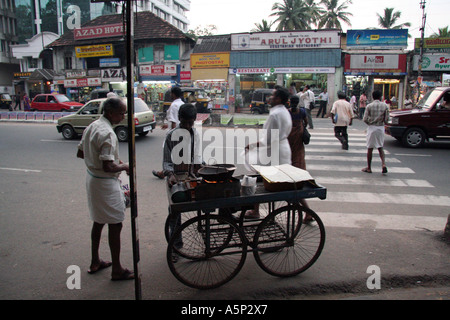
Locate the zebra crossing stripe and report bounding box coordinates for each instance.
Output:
[304,147,391,155]
[308,164,415,174]
[310,192,450,206]
[306,155,400,163]
[314,176,434,188]
[318,212,446,231]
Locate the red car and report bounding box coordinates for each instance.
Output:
[385,87,450,147]
[30,94,83,112]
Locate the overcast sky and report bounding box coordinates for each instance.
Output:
[186,0,449,49]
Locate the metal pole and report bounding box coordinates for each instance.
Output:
[125,0,142,300]
[418,0,426,102]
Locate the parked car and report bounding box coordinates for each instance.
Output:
[30,94,83,112]
[0,93,12,110]
[385,87,450,148]
[90,89,124,100]
[56,97,156,142]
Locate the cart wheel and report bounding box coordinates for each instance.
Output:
[167,214,247,289]
[253,204,325,277]
[164,209,202,243]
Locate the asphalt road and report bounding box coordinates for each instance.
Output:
[0,119,449,301]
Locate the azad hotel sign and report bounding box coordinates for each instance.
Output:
[74,23,124,40]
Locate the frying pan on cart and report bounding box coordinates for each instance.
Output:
[197,164,236,182]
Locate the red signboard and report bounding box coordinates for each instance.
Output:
[74,23,124,40]
[344,54,407,74]
[180,71,191,81]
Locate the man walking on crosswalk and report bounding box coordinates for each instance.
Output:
[331,91,354,150]
[362,90,390,174]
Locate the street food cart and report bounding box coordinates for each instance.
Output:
[165,164,327,289]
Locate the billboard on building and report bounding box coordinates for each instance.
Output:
[347,29,408,49]
[344,54,407,75]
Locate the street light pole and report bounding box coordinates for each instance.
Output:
[418,0,427,102]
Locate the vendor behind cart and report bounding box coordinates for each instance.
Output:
[163,103,203,261]
[162,103,203,186]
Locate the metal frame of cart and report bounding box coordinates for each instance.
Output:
[165,179,327,289]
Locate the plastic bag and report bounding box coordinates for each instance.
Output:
[240,175,257,196]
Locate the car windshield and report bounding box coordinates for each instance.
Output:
[2,94,11,99]
[55,95,71,103]
[416,89,443,109]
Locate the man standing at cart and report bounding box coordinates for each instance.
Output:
[163,103,203,261]
[153,86,184,179]
[77,97,134,281]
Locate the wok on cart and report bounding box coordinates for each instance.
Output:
[165,164,327,289]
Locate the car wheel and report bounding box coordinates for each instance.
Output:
[402,127,426,148]
[115,126,128,142]
[61,125,77,140]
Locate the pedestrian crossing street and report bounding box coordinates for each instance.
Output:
[303,130,449,232]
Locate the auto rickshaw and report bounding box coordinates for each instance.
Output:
[249,89,273,114]
[163,87,211,113]
[0,93,12,110]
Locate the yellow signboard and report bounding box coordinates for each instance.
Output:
[75,44,114,58]
[191,53,230,69]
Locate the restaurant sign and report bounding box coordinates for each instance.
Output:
[231,30,340,51]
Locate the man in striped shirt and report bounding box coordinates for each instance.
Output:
[362,90,390,174]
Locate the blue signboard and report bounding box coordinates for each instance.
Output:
[347,29,408,49]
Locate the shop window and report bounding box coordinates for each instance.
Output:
[138,46,154,63]
[28,57,38,68]
[154,46,164,64]
[164,45,179,61]
[65,56,72,70]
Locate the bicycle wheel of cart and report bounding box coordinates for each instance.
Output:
[253,204,325,277]
[167,214,247,289]
[164,209,202,243]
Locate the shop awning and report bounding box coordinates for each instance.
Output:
[28,69,58,81]
[191,68,228,82]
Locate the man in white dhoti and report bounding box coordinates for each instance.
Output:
[362,90,390,174]
[77,97,134,281]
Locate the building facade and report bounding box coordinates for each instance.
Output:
[0,0,19,94]
[118,0,191,32]
[46,11,194,103]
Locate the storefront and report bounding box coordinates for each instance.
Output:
[228,30,342,110]
[344,29,409,108]
[412,37,450,101]
[344,53,408,108]
[190,52,230,108]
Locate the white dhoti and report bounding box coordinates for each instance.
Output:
[366,126,385,149]
[86,170,125,224]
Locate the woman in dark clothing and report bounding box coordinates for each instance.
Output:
[288,96,313,223]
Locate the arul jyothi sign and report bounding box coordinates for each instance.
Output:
[231,31,340,51]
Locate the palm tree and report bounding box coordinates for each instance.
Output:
[317,0,353,30]
[377,8,411,29]
[251,19,274,32]
[270,0,312,31]
[305,0,325,28]
[431,26,450,38]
